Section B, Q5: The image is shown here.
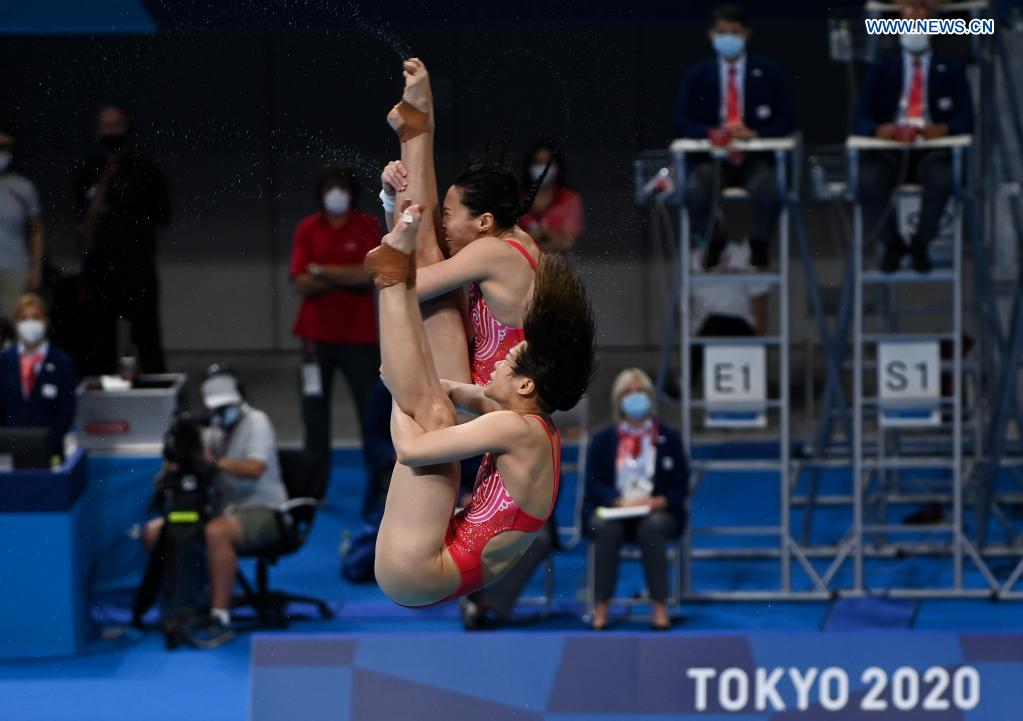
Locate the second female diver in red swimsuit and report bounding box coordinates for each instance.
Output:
[364,202,595,607]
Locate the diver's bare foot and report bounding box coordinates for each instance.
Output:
[365,202,420,288]
[401,58,433,115]
[383,201,422,255]
[386,58,433,141]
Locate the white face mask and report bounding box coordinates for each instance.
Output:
[529,163,558,185]
[900,33,930,55]
[0,152,11,173]
[17,319,46,346]
[323,188,351,216]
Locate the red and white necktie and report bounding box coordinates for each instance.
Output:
[725,65,741,125]
[906,57,924,122]
[20,352,41,399]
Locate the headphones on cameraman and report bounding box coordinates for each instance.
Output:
[202,363,247,401]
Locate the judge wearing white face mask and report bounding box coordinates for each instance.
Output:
[0,293,76,459]
[517,140,584,253]
[582,368,689,631]
[671,4,796,269]
[289,166,382,490]
[0,125,46,321]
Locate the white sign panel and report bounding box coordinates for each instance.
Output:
[703,345,767,428]
[877,341,941,427]
[897,195,955,267]
[897,195,955,244]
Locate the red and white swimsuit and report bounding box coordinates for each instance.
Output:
[468,239,539,386]
[429,237,551,604]
[440,414,561,602]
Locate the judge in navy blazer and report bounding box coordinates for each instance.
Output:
[583,369,688,631]
[852,51,973,138]
[853,24,974,273]
[0,294,76,458]
[582,426,688,538]
[670,5,795,268]
[671,52,795,141]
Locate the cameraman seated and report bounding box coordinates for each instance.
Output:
[141,365,286,648]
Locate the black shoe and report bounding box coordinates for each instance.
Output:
[459,597,489,631]
[749,237,769,269]
[186,617,235,649]
[880,244,904,273]
[909,241,932,273]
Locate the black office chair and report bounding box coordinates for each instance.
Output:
[233,448,334,627]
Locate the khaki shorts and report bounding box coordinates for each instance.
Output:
[226,506,282,555]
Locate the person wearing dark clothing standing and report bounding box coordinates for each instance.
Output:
[290,166,381,490]
[74,104,170,375]
[340,379,396,584]
[360,379,396,521]
[671,4,795,268]
[853,7,973,273]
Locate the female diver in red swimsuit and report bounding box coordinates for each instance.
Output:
[382,58,551,387]
[364,202,595,607]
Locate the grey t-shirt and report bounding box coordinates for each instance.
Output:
[0,173,40,270]
[204,406,288,509]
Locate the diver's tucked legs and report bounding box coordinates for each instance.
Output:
[367,207,461,606]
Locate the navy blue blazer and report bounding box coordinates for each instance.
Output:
[672,55,796,140]
[0,344,77,457]
[582,423,689,538]
[853,52,974,136]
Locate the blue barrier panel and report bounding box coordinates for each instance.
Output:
[83,454,163,592]
[251,631,1021,720]
[0,500,89,658]
[0,451,90,658]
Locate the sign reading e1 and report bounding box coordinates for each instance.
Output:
[703,345,767,428]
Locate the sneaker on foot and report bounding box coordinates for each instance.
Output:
[187,617,235,649]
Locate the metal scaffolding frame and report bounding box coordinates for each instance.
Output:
[663,137,832,601]
[632,8,1023,602]
[969,31,1023,596]
[839,134,1002,597]
[790,9,1023,600]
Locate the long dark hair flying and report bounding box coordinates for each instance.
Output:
[512,253,597,414]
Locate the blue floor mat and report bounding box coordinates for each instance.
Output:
[2,446,1022,721]
[822,597,919,630]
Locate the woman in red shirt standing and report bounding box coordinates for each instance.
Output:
[290,166,381,489]
[517,140,585,254]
